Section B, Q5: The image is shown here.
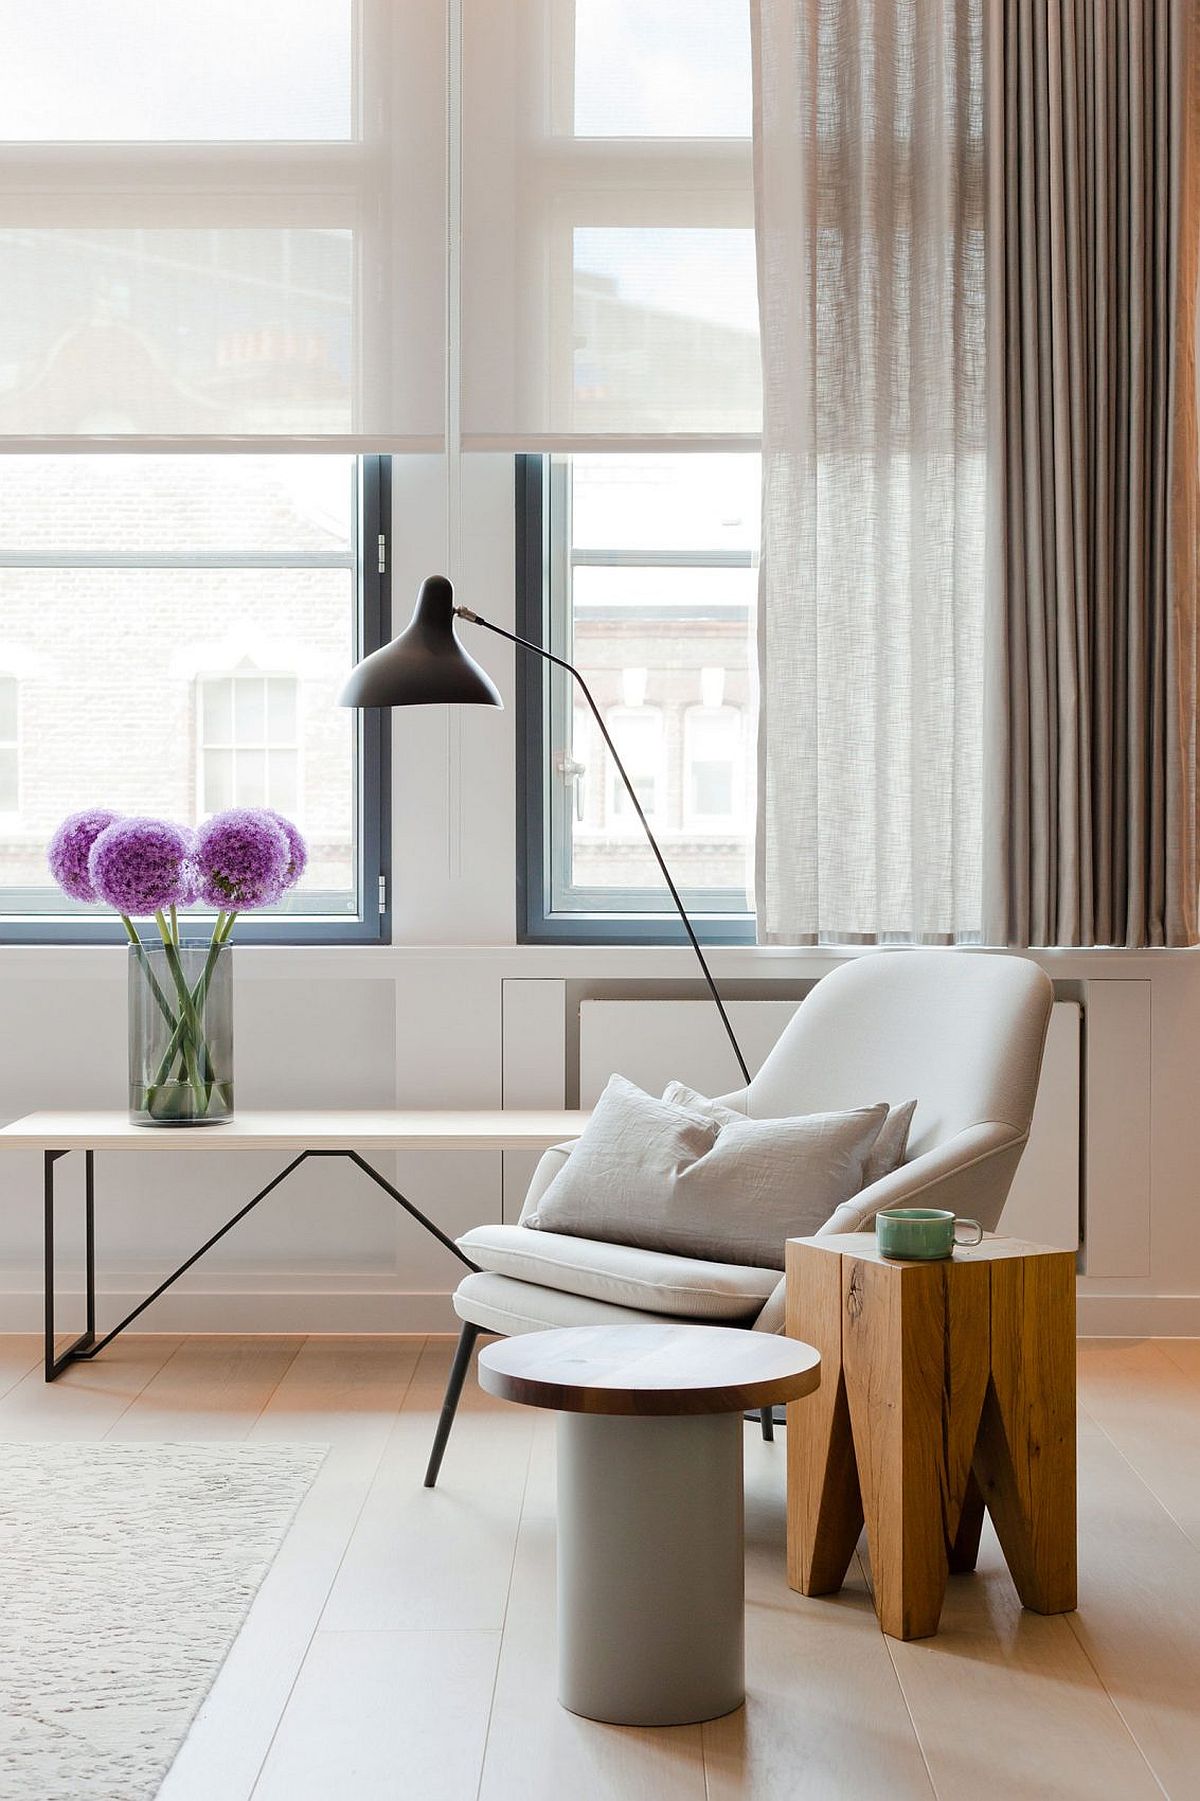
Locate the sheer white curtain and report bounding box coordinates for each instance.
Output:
[751,0,986,944]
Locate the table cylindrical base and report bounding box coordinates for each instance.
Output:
[555,1410,744,1726]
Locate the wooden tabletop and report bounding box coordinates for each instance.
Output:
[0,1110,591,1153]
[789,1231,1071,1268]
[477,1323,822,1417]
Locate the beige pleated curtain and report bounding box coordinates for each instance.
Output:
[984,0,1200,947]
[753,0,1200,948]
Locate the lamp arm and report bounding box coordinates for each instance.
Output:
[456,606,751,1086]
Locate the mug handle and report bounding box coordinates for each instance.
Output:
[954,1217,984,1248]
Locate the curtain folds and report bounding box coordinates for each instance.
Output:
[984,0,1200,947]
[751,0,986,945]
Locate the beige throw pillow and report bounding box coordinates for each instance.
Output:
[525,1074,889,1269]
[662,1082,916,1188]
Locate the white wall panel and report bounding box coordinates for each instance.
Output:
[997,1002,1080,1250]
[1081,980,1152,1277]
[578,999,799,1105]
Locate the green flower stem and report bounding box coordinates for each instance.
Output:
[198,913,236,1107]
[155,911,208,1111]
[119,915,176,1026]
[145,913,232,1112]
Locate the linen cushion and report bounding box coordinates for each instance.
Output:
[663,1081,916,1188]
[524,1073,889,1269]
[458,1223,779,1319]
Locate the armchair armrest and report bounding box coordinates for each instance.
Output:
[516,1141,578,1225]
[752,1122,1027,1334]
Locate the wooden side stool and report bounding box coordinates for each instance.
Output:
[784,1233,1076,1641]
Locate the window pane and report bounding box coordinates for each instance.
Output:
[0,232,355,438]
[549,452,758,914]
[0,457,355,557]
[203,748,234,813]
[691,759,734,816]
[268,677,298,739]
[573,566,756,617]
[0,1,353,141]
[234,679,267,741]
[234,748,268,808]
[202,680,233,743]
[0,748,17,813]
[0,675,18,741]
[606,709,663,826]
[267,748,300,814]
[571,455,760,555]
[573,229,760,437]
[0,452,363,921]
[574,0,751,138]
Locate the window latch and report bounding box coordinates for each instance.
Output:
[557,753,587,822]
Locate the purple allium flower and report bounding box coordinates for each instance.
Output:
[192,808,289,911]
[47,808,122,902]
[88,817,193,916]
[265,810,308,890]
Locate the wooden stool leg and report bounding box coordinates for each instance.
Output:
[949,1470,986,1573]
[842,1257,989,1640]
[974,1252,1077,1614]
[786,1244,863,1596]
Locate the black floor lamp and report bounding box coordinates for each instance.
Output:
[340,574,750,1086]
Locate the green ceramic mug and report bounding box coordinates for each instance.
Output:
[875,1207,984,1261]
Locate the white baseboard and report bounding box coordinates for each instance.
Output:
[3,1283,1197,1340]
[1076,1294,1200,1337]
[2,1284,460,1336]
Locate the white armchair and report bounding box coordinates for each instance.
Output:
[424,950,1054,1485]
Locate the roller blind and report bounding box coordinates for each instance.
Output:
[460,0,760,450]
[0,0,446,450]
[0,0,757,452]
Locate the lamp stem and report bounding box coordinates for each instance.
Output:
[457,607,751,1086]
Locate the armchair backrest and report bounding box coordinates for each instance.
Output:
[722,950,1054,1161]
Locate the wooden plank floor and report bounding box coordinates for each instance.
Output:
[1,1334,1197,1799]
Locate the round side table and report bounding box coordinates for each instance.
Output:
[478,1321,821,1727]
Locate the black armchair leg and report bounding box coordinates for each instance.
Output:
[424,1321,483,1488]
[759,1406,775,1442]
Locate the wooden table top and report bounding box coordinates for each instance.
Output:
[477,1323,822,1418]
[0,1110,591,1153]
[789,1232,1073,1269]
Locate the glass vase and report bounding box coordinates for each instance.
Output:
[128,940,234,1126]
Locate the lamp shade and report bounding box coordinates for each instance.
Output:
[338,575,503,709]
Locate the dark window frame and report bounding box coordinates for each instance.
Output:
[516,452,754,946]
[0,453,391,946]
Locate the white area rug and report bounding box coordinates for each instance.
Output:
[0,1442,327,1801]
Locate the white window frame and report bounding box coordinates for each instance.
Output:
[683,701,743,832]
[196,668,302,819]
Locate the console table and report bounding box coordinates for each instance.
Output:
[0,1110,589,1382]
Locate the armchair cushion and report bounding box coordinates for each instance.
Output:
[459,1223,780,1320]
[453,1271,681,1337]
[524,1073,889,1269]
[664,1081,916,1189]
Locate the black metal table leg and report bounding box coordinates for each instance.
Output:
[42,1144,479,1381]
[44,1149,97,1381]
